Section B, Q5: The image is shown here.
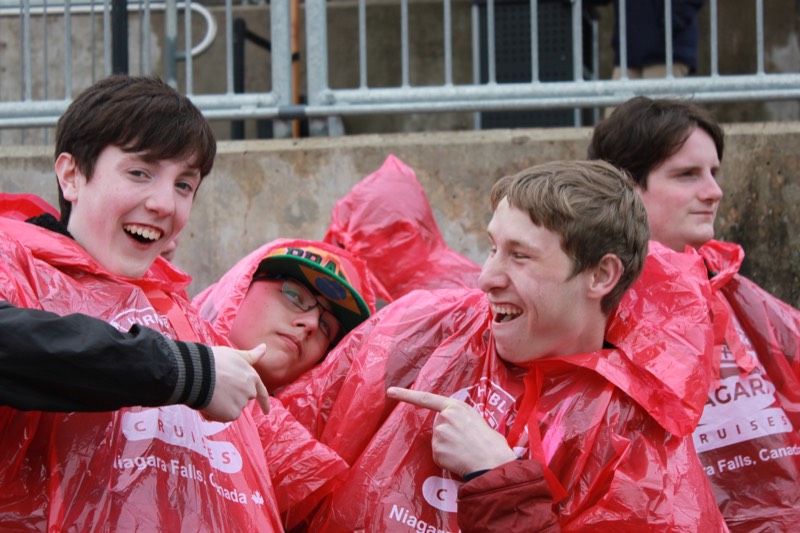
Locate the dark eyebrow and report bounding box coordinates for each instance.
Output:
[670,164,719,175]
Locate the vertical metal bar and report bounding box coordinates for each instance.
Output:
[665,0,673,77]
[271,0,292,138]
[305,0,329,136]
[137,0,143,73]
[756,0,764,74]
[591,11,599,81]
[487,0,496,83]
[65,0,73,98]
[225,0,234,93]
[43,0,50,142]
[591,8,600,124]
[444,0,452,86]
[184,0,193,94]
[471,0,481,129]
[43,0,49,102]
[619,0,627,78]
[20,0,30,142]
[573,0,584,126]
[306,0,329,99]
[231,17,245,139]
[233,19,245,94]
[359,0,367,89]
[143,0,152,74]
[572,0,583,82]
[290,0,301,138]
[89,0,97,79]
[401,0,409,87]
[104,0,112,76]
[530,0,539,82]
[710,0,718,76]
[20,0,31,101]
[111,0,129,73]
[165,0,177,86]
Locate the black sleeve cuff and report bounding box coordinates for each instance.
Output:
[162,338,216,410]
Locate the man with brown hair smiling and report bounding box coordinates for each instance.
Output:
[279,160,726,531]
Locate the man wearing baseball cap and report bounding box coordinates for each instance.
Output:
[193,238,375,392]
[192,238,376,528]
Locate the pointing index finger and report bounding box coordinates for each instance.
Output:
[387,386,453,412]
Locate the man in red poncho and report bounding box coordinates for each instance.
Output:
[590,96,800,531]
[279,160,726,531]
[0,75,286,531]
[193,238,377,528]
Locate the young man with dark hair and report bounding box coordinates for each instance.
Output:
[279,160,726,531]
[588,95,725,251]
[0,75,286,530]
[589,95,800,531]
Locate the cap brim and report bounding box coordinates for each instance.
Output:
[256,255,371,334]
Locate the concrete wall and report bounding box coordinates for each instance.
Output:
[2,124,798,308]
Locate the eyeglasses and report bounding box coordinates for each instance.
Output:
[277,278,342,342]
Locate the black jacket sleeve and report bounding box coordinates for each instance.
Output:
[0,301,215,412]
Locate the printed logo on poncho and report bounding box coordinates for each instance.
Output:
[693,319,793,454]
[109,307,171,336]
[449,378,518,431]
[122,407,243,474]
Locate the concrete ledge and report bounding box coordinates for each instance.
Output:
[2,124,798,307]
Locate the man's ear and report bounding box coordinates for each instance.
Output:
[588,253,623,301]
[55,153,82,202]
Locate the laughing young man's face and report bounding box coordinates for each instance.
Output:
[57,145,201,279]
[479,198,598,365]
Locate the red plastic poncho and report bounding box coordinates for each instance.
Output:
[696,239,800,532]
[192,238,377,528]
[0,198,283,532]
[323,154,482,304]
[278,242,727,532]
[0,192,59,221]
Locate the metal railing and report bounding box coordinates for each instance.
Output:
[0,0,292,140]
[0,0,798,140]
[301,0,800,134]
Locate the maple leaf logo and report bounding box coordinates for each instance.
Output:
[252,491,264,505]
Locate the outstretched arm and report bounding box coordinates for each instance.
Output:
[1,301,269,419]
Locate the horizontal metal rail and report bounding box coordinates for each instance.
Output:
[0,0,796,136]
[5,71,800,129]
[297,74,800,115]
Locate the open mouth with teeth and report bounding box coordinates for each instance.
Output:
[492,305,522,323]
[124,224,163,244]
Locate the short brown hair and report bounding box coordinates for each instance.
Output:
[55,75,216,224]
[491,160,649,314]
[587,96,724,189]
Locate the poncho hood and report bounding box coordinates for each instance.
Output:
[323,154,481,303]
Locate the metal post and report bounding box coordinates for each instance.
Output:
[231,17,245,139]
[111,0,128,73]
[165,0,177,86]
